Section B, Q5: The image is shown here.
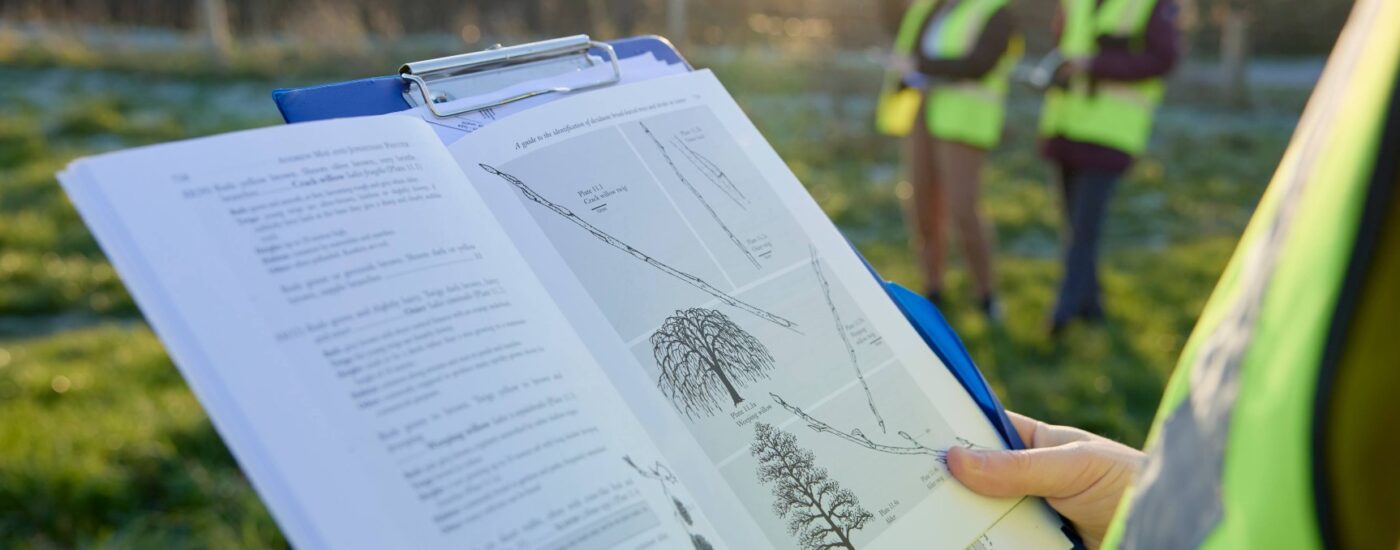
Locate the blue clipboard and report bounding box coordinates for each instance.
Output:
[273,33,1026,469]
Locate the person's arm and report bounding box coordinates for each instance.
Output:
[946,412,1146,550]
[916,7,1014,80]
[1088,0,1180,81]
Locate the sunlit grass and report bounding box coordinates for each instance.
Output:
[0,325,284,548]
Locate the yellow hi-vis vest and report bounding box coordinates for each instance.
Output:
[875,0,1022,149]
[1102,0,1400,548]
[1038,0,1164,155]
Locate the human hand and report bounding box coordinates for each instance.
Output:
[947,412,1145,549]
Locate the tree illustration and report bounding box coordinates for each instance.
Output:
[810,249,884,433]
[751,423,873,550]
[652,308,776,418]
[479,164,798,331]
[623,455,715,550]
[640,123,758,268]
[770,393,941,459]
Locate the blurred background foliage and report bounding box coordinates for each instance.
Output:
[0,0,1347,547]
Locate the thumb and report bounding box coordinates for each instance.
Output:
[947,444,1090,499]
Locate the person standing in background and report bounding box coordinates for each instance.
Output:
[1039,0,1179,336]
[876,0,1022,319]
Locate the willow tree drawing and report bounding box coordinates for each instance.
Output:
[751,422,873,550]
[653,307,775,419]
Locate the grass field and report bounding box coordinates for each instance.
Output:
[0,57,1306,547]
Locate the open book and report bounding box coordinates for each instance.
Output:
[59,70,1072,550]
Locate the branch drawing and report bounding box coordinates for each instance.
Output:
[752,422,873,550]
[639,122,760,269]
[623,455,715,550]
[770,393,939,459]
[937,437,984,467]
[811,249,885,433]
[478,163,797,331]
[670,133,749,207]
[653,308,776,418]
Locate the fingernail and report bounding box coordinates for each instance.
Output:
[951,447,988,473]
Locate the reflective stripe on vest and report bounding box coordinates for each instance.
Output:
[924,0,1001,59]
[875,0,1019,148]
[1097,0,1157,37]
[1100,1,1400,548]
[1037,0,1163,155]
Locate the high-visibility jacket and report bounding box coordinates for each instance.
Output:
[1038,0,1164,156]
[1102,0,1400,548]
[875,0,1022,149]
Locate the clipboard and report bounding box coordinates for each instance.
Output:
[274,34,1084,547]
[272,32,1032,480]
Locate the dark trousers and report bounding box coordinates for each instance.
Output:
[1052,167,1121,324]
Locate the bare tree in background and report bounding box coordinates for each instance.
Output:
[652,308,775,419]
[668,0,688,44]
[875,0,908,36]
[751,423,873,550]
[587,0,615,38]
[1218,0,1253,107]
[198,0,233,65]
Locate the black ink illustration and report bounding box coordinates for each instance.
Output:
[811,249,885,433]
[670,132,749,207]
[935,437,985,467]
[478,163,797,331]
[653,308,776,418]
[771,393,941,459]
[751,422,873,550]
[639,122,760,269]
[623,455,715,550]
[774,393,986,468]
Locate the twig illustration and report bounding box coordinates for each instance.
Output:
[479,163,797,331]
[639,122,760,269]
[670,134,748,207]
[623,455,715,550]
[936,437,984,467]
[653,308,777,419]
[771,393,939,459]
[752,422,873,550]
[811,249,885,433]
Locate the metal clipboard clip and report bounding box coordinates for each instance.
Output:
[400,34,621,118]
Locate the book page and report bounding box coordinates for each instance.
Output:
[60,117,716,550]
[448,71,1073,549]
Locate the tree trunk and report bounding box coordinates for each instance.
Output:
[613,0,640,36]
[707,361,744,406]
[795,473,855,550]
[876,0,908,36]
[198,0,233,67]
[1177,0,1199,60]
[587,0,615,38]
[667,0,688,45]
[1220,5,1251,108]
